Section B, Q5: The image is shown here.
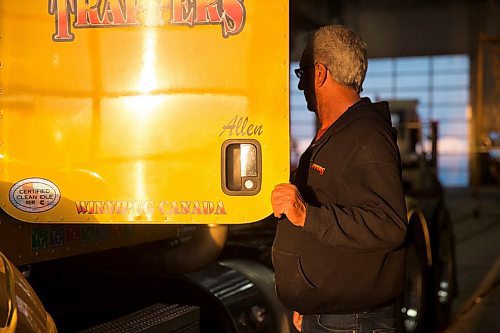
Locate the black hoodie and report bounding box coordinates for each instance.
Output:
[272,98,408,314]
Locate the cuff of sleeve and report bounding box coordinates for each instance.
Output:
[303,204,320,233]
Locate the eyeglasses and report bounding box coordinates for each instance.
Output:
[294,64,315,79]
[294,67,309,79]
[294,68,305,79]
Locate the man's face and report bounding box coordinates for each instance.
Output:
[297,45,317,112]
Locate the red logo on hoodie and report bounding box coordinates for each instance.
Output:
[311,163,325,175]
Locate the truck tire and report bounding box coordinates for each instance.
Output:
[173,260,291,333]
[431,205,456,330]
[419,199,457,330]
[417,196,457,331]
[403,209,432,333]
[220,260,292,333]
[403,239,429,333]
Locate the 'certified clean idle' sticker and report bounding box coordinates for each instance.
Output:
[9,178,61,213]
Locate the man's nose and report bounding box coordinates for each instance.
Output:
[297,78,304,91]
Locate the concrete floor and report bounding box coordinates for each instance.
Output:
[443,186,500,333]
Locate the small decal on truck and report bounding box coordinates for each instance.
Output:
[9,178,61,213]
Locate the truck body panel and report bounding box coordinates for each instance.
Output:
[0,0,289,224]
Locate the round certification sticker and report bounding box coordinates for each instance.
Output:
[9,178,61,213]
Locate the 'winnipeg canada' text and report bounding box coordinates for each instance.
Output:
[75,200,227,215]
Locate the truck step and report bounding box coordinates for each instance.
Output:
[80,303,200,333]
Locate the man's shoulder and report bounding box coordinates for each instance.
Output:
[346,114,388,137]
[329,98,393,142]
[343,112,396,151]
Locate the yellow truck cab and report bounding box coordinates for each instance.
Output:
[0,1,291,332]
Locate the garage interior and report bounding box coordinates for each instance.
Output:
[1,1,498,332]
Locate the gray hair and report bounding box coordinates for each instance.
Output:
[311,25,367,93]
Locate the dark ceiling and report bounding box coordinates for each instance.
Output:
[289,0,498,60]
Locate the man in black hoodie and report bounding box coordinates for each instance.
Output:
[271,25,408,332]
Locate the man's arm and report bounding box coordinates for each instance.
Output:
[271,162,407,252]
[302,159,407,251]
[272,119,408,251]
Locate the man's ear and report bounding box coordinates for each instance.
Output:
[314,63,328,87]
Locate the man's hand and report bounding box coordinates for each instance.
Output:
[271,183,306,227]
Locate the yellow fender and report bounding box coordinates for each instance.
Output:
[0,252,57,333]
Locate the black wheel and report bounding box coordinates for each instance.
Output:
[403,240,428,333]
[417,198,457,332]
[432,207,456,329]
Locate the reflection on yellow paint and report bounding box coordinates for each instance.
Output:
[135,160,146,199]
[75,169,104,182]
[54,131,63,142]
[129,30,161,115]
[139,31,157,93]
[122,29,163,162]
[124,95,163,117]
[132,161,153,221]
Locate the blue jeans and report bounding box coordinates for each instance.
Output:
[302,303,396,333]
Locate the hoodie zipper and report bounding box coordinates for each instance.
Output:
[310,135,330,162]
